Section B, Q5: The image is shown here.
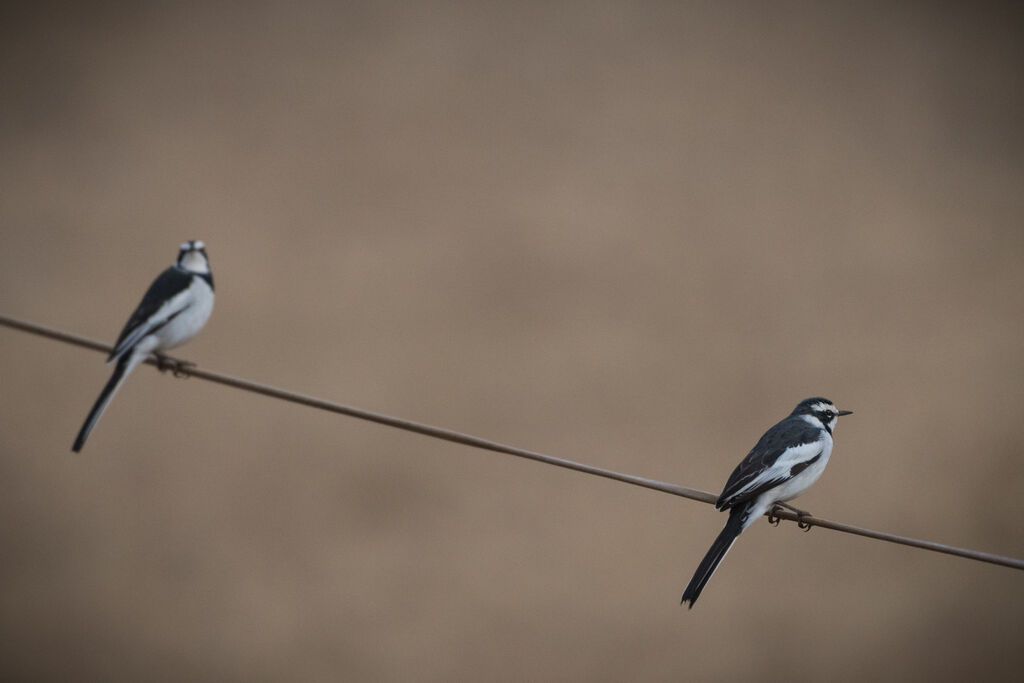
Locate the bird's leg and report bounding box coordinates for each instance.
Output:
[769,502,815,532]
[772,501,811,517]
[154,352,195,378]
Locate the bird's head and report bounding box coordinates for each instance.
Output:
[177,240,211,274]
[792,397,853,433]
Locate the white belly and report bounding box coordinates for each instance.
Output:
[770,438,833,503]
[143,279,215,352]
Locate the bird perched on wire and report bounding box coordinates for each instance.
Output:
[680,397,852,607]
[71,240,214,452]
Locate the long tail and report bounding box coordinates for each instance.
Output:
[71,353,141,452]
[681,502,752,608]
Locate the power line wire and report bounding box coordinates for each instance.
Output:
[2,311,1022,572]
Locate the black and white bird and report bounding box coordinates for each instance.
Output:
[680,397,852,608]
[71,240,214,452]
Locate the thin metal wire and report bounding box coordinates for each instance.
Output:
[2,312,1022,572]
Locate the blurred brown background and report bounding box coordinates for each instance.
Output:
[2,2,1023,681]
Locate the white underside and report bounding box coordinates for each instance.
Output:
[737,429,834,532]
[151,278,214,350]
[115,277,214,359]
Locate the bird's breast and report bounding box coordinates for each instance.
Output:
[770,438,833,503]
[154,280,214,350]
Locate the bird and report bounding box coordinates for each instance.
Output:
[680,397,852,608]
[71,240,215,452]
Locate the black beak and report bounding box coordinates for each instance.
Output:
[837,409,853,416]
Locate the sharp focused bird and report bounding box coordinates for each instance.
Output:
[681,397,852,607]
[71,241,214,452]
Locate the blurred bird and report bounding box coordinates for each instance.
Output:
[681,397,852,607]
[71,241,214,452]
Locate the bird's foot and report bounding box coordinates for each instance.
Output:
[154,353,195,378]
[768,502,815,532]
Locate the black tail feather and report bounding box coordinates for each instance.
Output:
[71,355,132,452]
[681,503,750,608]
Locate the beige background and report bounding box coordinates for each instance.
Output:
[2,2,1023,681]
